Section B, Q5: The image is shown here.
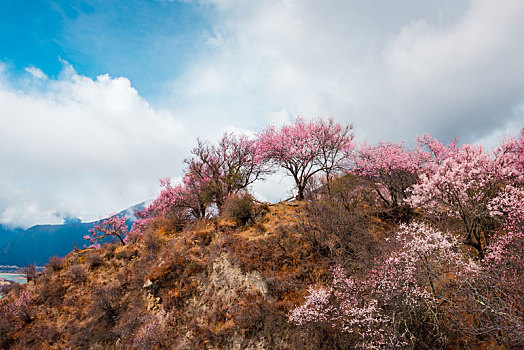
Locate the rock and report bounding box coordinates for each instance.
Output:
[209,254,268,304]
[143,279,153,288]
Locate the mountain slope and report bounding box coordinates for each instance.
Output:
[0,225,22,249]
[0,222,95,266]
[0,202,146,266]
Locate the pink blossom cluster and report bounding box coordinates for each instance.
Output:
[331,267,404,349]
[290,271,402,349]
[85,214,128,246]
[408,135,524,256]
[290,222,468,349]
[258,117,335,170]
[408,144,494,212]
[410,133,524,214]
[354,141,426,178]
[416,133,458,170]
[485,184,524,267]
[288,286,334,326]
[137,178,197,219]
[488,185,524,226]
[519,128,524,172]
[353,141,427,210]
[485,229,524,267]
[491,130,524,184]
[128,176,207,240]
[7,289,32,323]
[258,117,354,199]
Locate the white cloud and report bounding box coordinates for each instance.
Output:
[24,66,47,80]
[383,0,524,141]
[251,172,295,203]
[265,108,291,127]
[0,64,191,228]
[168,0,523,145]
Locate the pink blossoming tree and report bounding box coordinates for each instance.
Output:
[408,138,523,258]
[258,117,354,200]
[291,222,473,349]
[353,141,427,221]
[131,176,210,238]
[185,132,271,210]
[518,128,524,173]
[416,133,458,169]
[453,216,524,346]
[85,214,129,246]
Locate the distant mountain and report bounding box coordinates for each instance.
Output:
[0,202,146,266]
[0,225,23,248]
[0,222,95,266]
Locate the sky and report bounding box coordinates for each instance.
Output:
[1,0,523,228]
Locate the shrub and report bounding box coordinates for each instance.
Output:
[0,312,13,348]
[222,193,256,226]
[86,251,105,270]
[18,264,38,283]
[299,174,380,273]
[36,275,66,307]
[114,247,138,261]
[67,264,87,285]
[91,283,123,329]
[46,255,65,271]
[142,229,164,256]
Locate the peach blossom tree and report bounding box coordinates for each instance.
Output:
[408,137,523,258]
[185,132,271,209]
[85,214,129,246]
[353,140,427,221]
[258,117,354,200]
[290,222,473,349]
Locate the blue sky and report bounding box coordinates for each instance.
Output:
[0,0,211,99]
[1,0,523,227]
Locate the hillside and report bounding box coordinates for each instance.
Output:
[0,189,522,349]
[0,202,356,349]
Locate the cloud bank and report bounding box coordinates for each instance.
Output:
[0,64,189,227]
[169,0,524,145]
